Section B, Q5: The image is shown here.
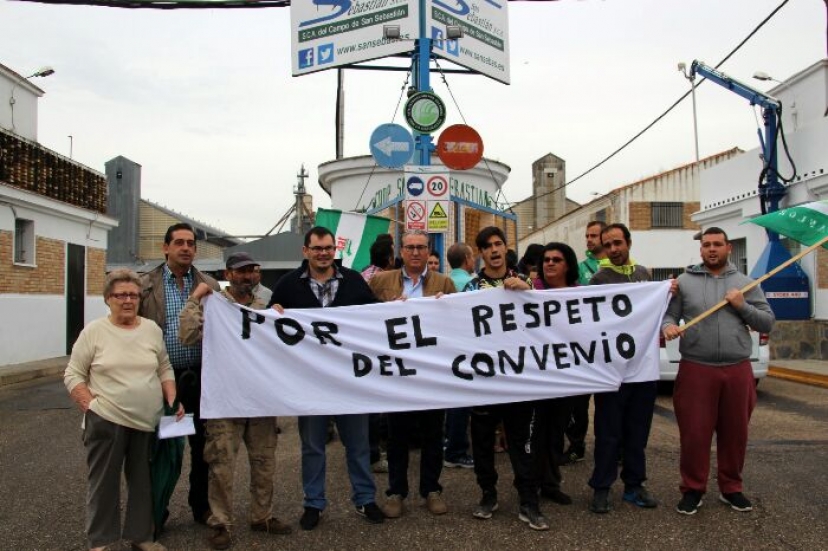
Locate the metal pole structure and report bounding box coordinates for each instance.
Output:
[68,135,73,159]
[413,0,443,260]
[335,69,344,159]
[414,0,433,167]
[689,79,700,163]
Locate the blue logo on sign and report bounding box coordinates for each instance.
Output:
[300,0,351,27]
[298,48,314,69]
[446,39,459,56]
[318,43,334,64]
[432,27,445,51]
[407,177,425,197]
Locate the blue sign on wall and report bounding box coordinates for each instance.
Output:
[370,123,414,168]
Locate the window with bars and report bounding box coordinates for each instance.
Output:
[730,238,748,275]
[651,267,685,281]
[14,218,35,265]
[651,202,684,228]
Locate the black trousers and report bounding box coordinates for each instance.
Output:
[565,394,591,452]
[533,397,576,492]
[470,401,539,507]
[386,409,445,498]
[175,367,210,519]
[589,381,657,491]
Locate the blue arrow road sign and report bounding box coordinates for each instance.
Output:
[370,123,414,168]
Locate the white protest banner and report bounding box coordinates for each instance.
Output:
[201,282,671,418]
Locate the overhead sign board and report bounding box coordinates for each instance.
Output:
[291,0,419,76]
[404,92,447,134]
[428,0,510,84]
[437,124,484,170]
[370,123,414,168]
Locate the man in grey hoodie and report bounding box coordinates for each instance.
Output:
[663,227,774,516]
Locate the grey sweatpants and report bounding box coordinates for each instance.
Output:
[83,410,154,548]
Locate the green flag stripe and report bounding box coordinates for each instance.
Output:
[746,201,828,249]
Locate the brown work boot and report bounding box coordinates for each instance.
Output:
[208,526,231,550]
[381,494,404,519]
[251,517,293,535]
[426,491,448,515]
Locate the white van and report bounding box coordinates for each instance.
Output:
[659,330,769,384]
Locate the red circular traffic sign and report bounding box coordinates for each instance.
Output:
[427,175,449,198]
[437,124,484,170]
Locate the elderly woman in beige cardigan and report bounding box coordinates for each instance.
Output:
[65,269,183,551]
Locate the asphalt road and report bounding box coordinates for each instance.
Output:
[1,376,826,551]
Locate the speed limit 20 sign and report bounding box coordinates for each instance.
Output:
[426,175,448,198]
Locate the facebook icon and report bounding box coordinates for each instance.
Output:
[298,48,314,69]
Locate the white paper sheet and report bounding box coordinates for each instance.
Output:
[158,414,195,439]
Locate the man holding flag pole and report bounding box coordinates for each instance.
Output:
[663,227,775,516]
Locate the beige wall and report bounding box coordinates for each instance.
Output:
[138,203,225,261]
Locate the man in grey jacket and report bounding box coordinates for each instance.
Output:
[663,227,775,516]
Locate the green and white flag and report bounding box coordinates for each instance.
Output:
[315,208,391,271]
[746,200,828,249]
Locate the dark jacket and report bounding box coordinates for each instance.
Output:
[268,260,378,309]
[139,263,219,332]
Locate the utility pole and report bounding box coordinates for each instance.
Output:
[294,164,309,234]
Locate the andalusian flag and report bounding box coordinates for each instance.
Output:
[682,201,828,333]
[746,200,828,248]
[315,208,392,271]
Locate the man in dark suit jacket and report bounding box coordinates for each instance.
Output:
[267,226,384,531]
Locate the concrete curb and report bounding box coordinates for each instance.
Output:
[768,366,828,390]
[0,357,68,387]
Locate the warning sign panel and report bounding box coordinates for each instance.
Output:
[406,200,427,231]
[427,200,450,233]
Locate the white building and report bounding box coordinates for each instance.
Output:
[519,149,741,280]
[1,63,117,365]
[694,59,828,359]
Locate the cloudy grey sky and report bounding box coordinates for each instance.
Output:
[1,0,824,237]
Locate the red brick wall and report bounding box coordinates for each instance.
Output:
[0,231,64,294]
[87,247,106,295]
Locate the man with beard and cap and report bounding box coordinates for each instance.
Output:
[663,227,774,516]
[180,252,291,550]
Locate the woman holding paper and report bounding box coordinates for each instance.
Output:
[64,269,183,551]
[530,242,581,507]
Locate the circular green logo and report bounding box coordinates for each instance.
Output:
[405,92,446,134]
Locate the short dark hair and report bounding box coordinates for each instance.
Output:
[601,222,631,244]
[587,220,607,231]
[475,226,507,250]
[542,242,579,286]
[446,243,471,269]
[702,226,730,243]
[369,239,394,269]
[518,243,544,275]
[164,223,196,245]
[305,226,335,246]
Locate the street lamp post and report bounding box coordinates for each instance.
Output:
[9,66,55,134]
[678,62,700,163]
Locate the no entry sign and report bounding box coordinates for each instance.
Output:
[437,124,484,170]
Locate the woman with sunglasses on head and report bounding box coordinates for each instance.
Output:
[65,269,184,551]
[530,242,582,508]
